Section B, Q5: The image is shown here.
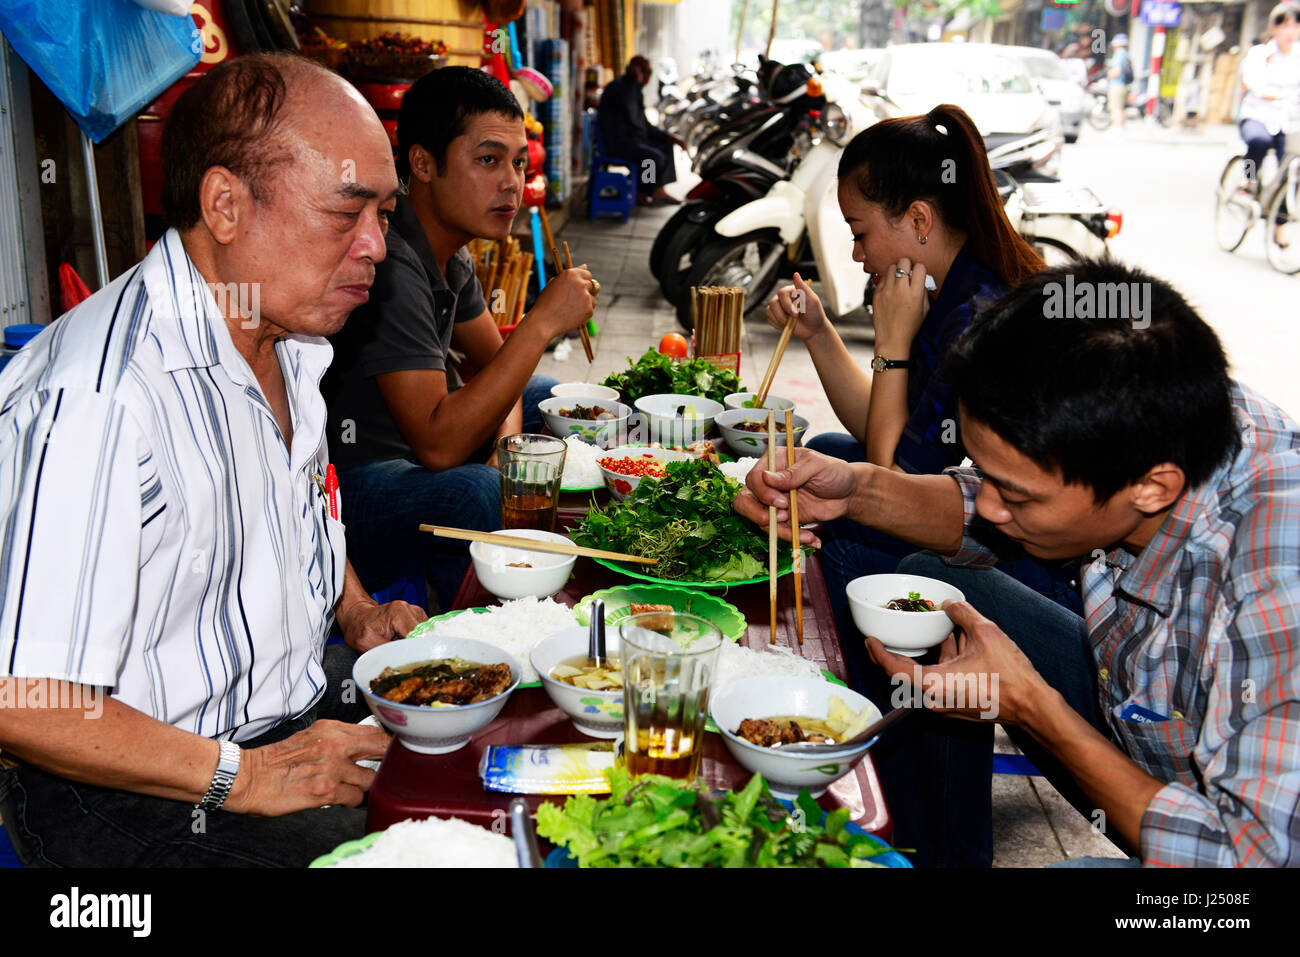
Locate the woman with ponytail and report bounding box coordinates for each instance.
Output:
[763,104,1079,697]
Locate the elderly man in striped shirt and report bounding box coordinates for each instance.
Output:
[738,260,1300,867]
[0,55,426,866]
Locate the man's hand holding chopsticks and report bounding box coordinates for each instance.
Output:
[732,446,860,547]
[526,264,597,338]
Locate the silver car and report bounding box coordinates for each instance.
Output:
[1007,45,1087,143]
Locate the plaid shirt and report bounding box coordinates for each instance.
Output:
[945,383,1300,866]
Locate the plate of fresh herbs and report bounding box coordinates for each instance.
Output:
[602,348,741,406]
[570,458,800,588]
[536,768,910,868]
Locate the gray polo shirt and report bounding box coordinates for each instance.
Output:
[323,197,487,474]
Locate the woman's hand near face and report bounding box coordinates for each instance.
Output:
[870,258,930,355]
[765,272,828,343]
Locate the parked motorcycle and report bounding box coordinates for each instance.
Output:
[677,75,1119,330]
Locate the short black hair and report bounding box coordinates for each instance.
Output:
[396,66,524,180]
[947,259,1241,501]
[162,53,328,230]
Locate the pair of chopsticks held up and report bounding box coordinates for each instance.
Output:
[534,208,596,363]
[766,410,803,646]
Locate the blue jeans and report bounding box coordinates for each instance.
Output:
[0,645,372,867]
[870,552,1109,867]
[1240,119,1286,187]
[805,433,1083,696]
[339,375,557,611]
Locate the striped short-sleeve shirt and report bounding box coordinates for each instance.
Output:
[944,383,1300,866]
[0,230,346,743]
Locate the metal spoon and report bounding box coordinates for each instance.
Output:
[775,705,913,753]
[509,798,543,868]
[587,598,606,669]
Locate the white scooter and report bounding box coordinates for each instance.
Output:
[679,74,1119,325]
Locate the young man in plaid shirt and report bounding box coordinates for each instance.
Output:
[737,260,1299,867]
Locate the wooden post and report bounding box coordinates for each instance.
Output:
[765,0,779,60]
[735,0,750,64]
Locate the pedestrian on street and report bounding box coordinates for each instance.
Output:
[1107,33,1133,128]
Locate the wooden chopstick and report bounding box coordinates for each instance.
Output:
[785,408,803,645]
[420,525,658,565]
[562,241,595,363]
[757,311,797,406]
[767,411,778,645]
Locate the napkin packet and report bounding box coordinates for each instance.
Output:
[480,743,617,794]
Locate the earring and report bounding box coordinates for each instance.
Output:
[918,235,928,245]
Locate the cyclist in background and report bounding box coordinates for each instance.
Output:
[1239,3,1300,245]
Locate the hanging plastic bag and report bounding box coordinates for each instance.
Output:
[131,0,193,15]
[0,0,200,143]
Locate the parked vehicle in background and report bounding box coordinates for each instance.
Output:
[815,47,885,84]
[860,42,1063,179]
[1008,45,1085,142]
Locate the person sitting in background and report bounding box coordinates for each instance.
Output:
[597,55,685,205]
[0,54,423,867]
[323,66,597,613]
[738,259,1300,867]
[764,105,1080,695]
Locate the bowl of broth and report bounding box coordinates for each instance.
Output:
[470,529,576,601]
[715,409,809,458]
[530,626,624,738]
[845,573,965,657]
[353,634,522,754]
[710,676,883,798]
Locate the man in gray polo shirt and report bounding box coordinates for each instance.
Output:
[324,67,597,611]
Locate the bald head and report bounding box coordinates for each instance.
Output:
[162,54,386,230]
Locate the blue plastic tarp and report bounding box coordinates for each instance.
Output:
[0,0,200,142]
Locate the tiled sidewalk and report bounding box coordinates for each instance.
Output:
[543,198,1127,867]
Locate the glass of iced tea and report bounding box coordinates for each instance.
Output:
[619,612,723,780]
[496,433,567,531]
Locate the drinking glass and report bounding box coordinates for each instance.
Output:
[619,612,723,780]
[496,433,566,531]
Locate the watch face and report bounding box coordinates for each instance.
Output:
[872,356,885,373]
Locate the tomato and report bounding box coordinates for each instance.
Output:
[658,333,690,358]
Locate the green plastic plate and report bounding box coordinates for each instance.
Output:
[309,831,382,868]
[592,554,795,590]
[573,584,746,643]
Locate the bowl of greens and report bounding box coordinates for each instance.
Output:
[716,409,809,458]
[723,391,795,413]
[572,457,796,587]
[536,766,909,867]
[602,348,740,406]
[634,393,724,446]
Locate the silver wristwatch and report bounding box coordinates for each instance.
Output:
[197,740,241,811]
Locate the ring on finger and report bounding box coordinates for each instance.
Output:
[590,279,601,295]
[893,267,909,279]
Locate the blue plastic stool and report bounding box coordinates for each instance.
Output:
[587,110,634,222]
[992,753,1041,776]
[0,823,22,868]
[325,573,429,646]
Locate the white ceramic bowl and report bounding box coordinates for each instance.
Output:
[715,409,809,458]
[552,381,620,403]
[723,392,796,413]
[710,676,883,799]
[530,626,624,738]
[845,573,965,658]
[538,396,633,449]
[595,445,692,500]
[354,635,522,754]
[469,529,575,600]
[633,393,724,446]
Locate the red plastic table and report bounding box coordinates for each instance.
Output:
[365,535,892,840]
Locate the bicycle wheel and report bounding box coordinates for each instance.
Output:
[1214,155,1257,253]
[1264,162,1300,274]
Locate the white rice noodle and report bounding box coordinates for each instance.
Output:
[715,639,827,690]
[561,434,606,488]
[424,597,578,683]
[329,816,517,868]
[718,457,760,484]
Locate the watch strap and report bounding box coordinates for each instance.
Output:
[197,740,241,811]
[872,355,911,372]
